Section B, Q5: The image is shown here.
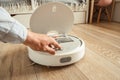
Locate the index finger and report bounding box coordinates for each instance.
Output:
[50,38,61,49]
[44,45,56,55]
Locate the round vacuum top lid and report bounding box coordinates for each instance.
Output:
[30,2,74,34]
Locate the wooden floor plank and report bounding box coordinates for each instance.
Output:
[75,24,120,48]
[0,43,15,80]
[33,64,88,80]
[75,48,120,80]
[74,23,120,40]
[11,45,37,80]
[81,24,120,39]
[0,22,120,80]
[71,26,120,68]
[93,22,120,33]
[0,44,37,80]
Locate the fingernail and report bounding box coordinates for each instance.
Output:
[50,50,55,55]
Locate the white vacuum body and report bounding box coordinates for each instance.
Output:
[28,2,85,66]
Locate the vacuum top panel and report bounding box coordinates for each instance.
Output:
[35,36,82,56]
[30,2,74,34]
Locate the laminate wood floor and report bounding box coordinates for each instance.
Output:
[0,22,120,80]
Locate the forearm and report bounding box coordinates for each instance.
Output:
[0,20,28,43]
[0,7,28,43]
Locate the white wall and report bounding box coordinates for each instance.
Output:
[113,1,120,22]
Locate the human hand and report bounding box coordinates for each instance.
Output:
[24,30,61,55]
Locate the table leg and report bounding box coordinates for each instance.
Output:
[89,0,95,24]
[110,0,115,21]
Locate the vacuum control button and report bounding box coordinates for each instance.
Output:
[60,57,71,63]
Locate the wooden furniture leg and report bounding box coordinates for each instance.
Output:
[105,8,111,22]
[89,0,95,24]
[97,8,102,23]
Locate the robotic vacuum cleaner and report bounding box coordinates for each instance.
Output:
[28,2,85,66]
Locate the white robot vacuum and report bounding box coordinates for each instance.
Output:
[28,2,85,66]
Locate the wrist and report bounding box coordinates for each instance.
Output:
[23,30,33,45]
